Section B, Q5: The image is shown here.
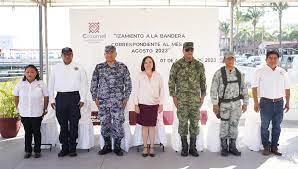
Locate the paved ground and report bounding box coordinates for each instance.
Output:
[1,121,298,169]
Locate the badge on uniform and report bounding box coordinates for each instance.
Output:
[74,67,79,71]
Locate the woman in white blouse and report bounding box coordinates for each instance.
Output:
[134,56,164,157]
[14,65,49,159]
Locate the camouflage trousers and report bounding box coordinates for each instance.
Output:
[98,106,125,139]
[177,94,202,138]
[219,100,242,139]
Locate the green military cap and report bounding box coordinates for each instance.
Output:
[224,51,235,59]
[183,42,194,49]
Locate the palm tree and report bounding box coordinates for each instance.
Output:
[235,28,253,53]
[234,7,248,52]
[271,2,289,48]
[245,6,265,54]
[234,7,247,35]
[220,21,230,51]
[255,26,275,42]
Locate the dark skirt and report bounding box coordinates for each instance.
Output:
[137,104,159,127]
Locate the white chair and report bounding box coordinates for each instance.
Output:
[77,101,95,150]
[132,111,167,152]
[243,99,262,151]
[171,105,205,152]
[206,111,221,152]
[99,108,133,152]
[40,106,59,151]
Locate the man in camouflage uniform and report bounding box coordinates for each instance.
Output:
[90,45,132,156]
[169,42,206,157]
[210,51,249,156]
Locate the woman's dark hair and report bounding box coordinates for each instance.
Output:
[141,56,156,71]
[22,64,41,81]
[266,50,280,60]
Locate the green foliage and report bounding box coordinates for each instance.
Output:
[220,21,230,37]
[0,81,19,118]
[245,7,265,27]
[271,2,288,13]
[289,30,298,42]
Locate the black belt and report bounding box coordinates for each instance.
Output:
[261,97,283,103]
[57,91,79,95]
[219,95,243,103]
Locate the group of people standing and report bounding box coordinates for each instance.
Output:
[13,41,290,159]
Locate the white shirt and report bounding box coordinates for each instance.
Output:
[49,62,87,104]
[14,80,49,117]
[252,65,290,99]
[134,71,165,105]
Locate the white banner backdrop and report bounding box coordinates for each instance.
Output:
[70,8,220,111]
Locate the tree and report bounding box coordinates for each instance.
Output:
[255,26,275,43]
[234,7,247,35]
[234,7,248,52]
[289,30,298,43]
[219,21,230,50]
[245,6,265,54]
[271,2,289,48]
[234,28,253,53]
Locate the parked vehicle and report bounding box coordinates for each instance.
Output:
[242,53,252,59]
[246,56,265,67]
[236,57,248,66]
[279,55,297,71]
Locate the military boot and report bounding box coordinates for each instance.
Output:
[181,136,188,157]
[229,138,241,156]
[98,137,112,155]
[114,138,124,156]
[220,138,229,156]
[189,137,199,157]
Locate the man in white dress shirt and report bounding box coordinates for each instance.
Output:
[252,50,290,156]
[49,47,87,157]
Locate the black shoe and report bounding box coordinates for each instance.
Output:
[181,136,188,157]
[98,137,112,155]
[189,137,199,157]
[98,147,112,155]
[58,150,69,157]
[114,139,124,156]
[220,138,229,157]
[69,152,77,157]
[229,139,241,156]
[34,152,41,158]
[24,152,31,159]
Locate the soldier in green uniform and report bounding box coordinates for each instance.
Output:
[168,42,206,157]
[210,51,249,157]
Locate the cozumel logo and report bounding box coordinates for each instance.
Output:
[89,22,100,33]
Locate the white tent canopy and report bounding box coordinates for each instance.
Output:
[1,0,298,7]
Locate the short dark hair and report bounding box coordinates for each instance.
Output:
[141,56,156,71]
[266,50,280,59]
[22,64,41,81]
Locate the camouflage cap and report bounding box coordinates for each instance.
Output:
[104,45,116,53]
[224,51,235,59]
[183,42,194,49]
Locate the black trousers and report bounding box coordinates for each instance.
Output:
[55,91,81,152]
[21,116,42,153]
